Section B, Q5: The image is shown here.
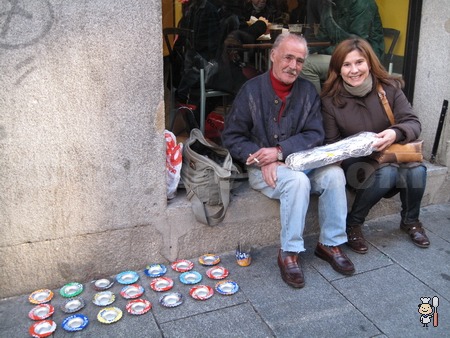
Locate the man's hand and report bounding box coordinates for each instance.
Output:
[246,147,286,188]
[261,162,284,188]
[246,147,278,166]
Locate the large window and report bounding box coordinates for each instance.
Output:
[161,0,422,102]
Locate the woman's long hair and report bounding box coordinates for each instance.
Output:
[321,37,404,107]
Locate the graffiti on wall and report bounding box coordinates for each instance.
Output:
[0,0,53,49]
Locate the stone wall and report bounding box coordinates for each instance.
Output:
[0,0,168,298]
[414,0,450,165]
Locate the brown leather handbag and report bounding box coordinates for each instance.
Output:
[370,85,423,164]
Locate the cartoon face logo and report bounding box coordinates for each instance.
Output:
[418,303,433,315]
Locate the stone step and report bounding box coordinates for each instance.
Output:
[165,161,448,261]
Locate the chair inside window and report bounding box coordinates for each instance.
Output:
[198,68,229,135]
[382,28,400,74]
[163,27,229,135]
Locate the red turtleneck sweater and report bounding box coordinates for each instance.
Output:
[270,70,293,122]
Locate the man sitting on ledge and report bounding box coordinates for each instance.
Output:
[221,33,355,288]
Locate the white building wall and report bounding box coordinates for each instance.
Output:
[414,0,450,166]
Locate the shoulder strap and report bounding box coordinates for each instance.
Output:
[377,84,395,125]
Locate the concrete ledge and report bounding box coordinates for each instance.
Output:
[422,161,449,205]
[166,161,448,261]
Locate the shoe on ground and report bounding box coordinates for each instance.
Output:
[346,224,368,254]
[314,243,355,275]
[400,221,430,248]
[277,249,305,288]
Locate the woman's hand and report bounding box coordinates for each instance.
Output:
[372,129,397,151]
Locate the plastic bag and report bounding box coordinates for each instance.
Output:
[286,132,378,171]
[165,130,183,199]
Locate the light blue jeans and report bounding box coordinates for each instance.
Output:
[248,164,348,253]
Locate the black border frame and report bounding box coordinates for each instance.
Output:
[403,0,423,104]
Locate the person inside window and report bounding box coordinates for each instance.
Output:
[244,0,289,25]
[208,0,269,96]
[289,0,307,24]
[175,0,221,105]
[300,0,385,93]
[321,37,430,254]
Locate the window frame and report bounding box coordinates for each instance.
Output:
[402,0,422,104]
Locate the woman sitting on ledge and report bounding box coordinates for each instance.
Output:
[321,37,430,253]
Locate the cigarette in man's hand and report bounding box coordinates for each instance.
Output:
[249,154,260,163]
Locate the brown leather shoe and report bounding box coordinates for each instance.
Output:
[400,221,430,248]
[314,243,355,275]
[346,224,368,254]
[277,249,305,288]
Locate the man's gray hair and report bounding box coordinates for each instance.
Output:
[272,33,309,59]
